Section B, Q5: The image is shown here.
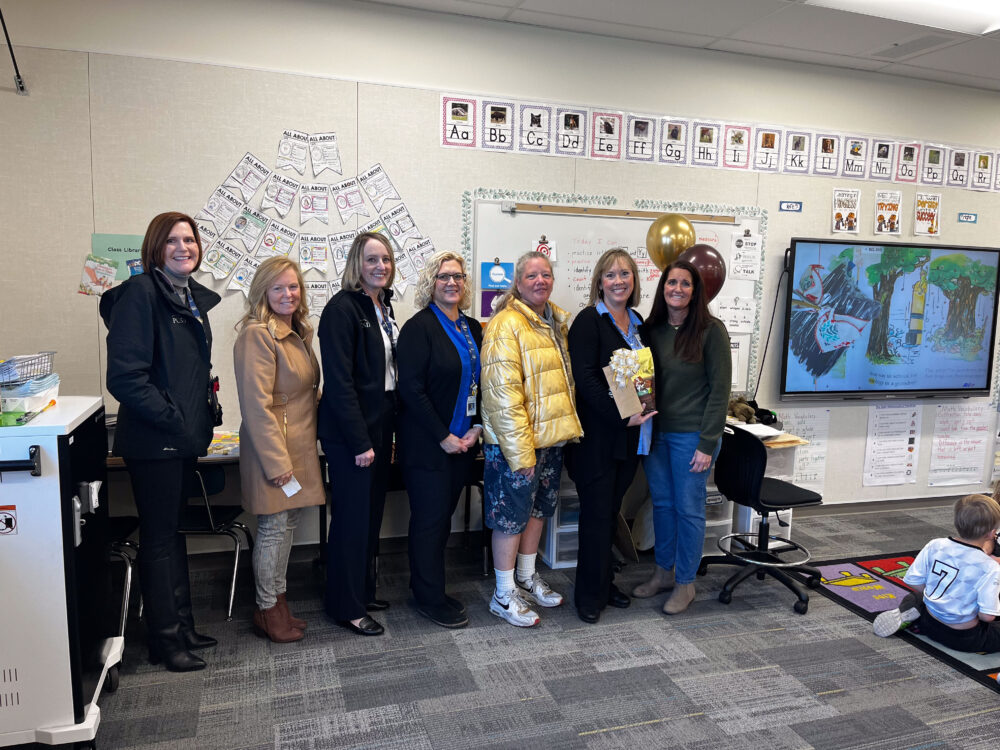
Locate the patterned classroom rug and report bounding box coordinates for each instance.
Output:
[804,551,1000,694]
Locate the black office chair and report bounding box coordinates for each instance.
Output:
[178,465,253,621]
[107,515,140,638]
[698,425,822,614]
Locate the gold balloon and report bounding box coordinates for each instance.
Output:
[646,213,696,271]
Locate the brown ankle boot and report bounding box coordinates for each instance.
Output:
[662,583,696,615]
[252,605,304,643]
[277,592,307,631]
[632,566,675,598]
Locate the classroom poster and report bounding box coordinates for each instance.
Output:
[914,192,942,235]
[223,152,271,202]
[752,126,782,172]
[298,234,329,274]
[832,188,860,233]
[947,149,971,188]
[257,220,297,258]
[440,95,477,148]
[921,145,945,186]
[872,190,901,235]
[972,152,995,191]
[841,136,870,180]
[308,132,343,176]
[201,240,243,280]
[863,403,921,486]
[894,142,920,183]
[91,233,143,281]
[658,118,690,166]
[358,163,400,212]
[554,107,588,158]
[869,140,895,181]
[276,129,309,174]
[330,178,369,223]
[299,184,330,225]
[928,403,992,487]
[304,281,330,317]
[812,133,841,177]
[79,254,117,296]
[261,173,301,219]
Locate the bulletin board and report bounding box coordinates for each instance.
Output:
[464,189,768,395]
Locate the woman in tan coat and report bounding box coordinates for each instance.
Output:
[234,256,324,642]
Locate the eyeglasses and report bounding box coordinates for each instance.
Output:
[435,273,467,282]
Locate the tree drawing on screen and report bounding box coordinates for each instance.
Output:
[864,247,929,363]
[928,254,996,360]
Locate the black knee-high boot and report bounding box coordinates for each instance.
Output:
[171,535,217,650]
[142,555,205,672]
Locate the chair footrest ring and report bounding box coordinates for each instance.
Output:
[716,533,812,568]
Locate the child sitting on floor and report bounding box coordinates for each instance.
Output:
[874,493,1000,653]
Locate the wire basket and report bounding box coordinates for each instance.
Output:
[0,351,56,389]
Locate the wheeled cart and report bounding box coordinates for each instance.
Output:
[0,397,122,748]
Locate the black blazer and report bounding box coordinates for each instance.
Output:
[565,305,642,483]
[317,288,395,455]
[396,306,483,470]
[101,269,220,460]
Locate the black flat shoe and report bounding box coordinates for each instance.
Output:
[608,586,631,609]
[444,595,467,617]
[577,607,600,624]
[182,629,218,650]
[416,603,469,629]
[365,599,390,611]
[337,616,384,636]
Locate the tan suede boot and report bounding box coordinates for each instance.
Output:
[632,566,675,598]
[662,583,696,615]
[252,605,304,643]
[277,592,307,631]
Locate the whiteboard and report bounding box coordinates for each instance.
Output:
[466,191,768,394]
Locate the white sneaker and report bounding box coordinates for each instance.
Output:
[489,588,540,627]
[873,592,920,637]
[516,573,564,608]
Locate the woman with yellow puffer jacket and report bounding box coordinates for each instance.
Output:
[480,251,583,628]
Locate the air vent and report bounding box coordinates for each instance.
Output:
[1,666,20,710]
[869,34,956,60]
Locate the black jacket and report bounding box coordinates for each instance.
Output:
[100,269,221,459]
[565,305,641,483]
[396,306,483,469]
[317,288,395,454]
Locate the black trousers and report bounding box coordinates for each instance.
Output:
[323,393,395,621]
[124,456,197,633]
[404,451,475,607]
[916,601,1000,653]
[573,455,639,611]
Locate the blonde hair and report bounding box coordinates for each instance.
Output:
[587,247,641,307]
[341,232,396,293]
[237,256,310,334]
[413,251,472,310]
[954,494,1000,540]
[494,251,553,313]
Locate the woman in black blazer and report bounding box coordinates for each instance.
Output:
[567,248,657,624]
[317,232,398,637]
[397,251,483,629]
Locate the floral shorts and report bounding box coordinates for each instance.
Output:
[483,444,564,535]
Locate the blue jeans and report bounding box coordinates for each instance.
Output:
[253,507,302,609]
[642,432,720,584]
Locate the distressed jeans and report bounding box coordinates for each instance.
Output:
[252,507,302,609]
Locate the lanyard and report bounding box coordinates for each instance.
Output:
[376,299,396,363]
[456,316,479,387]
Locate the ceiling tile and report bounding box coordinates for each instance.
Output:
[508,9,719,48]
[727,3,959,55]
[359,0,513,20]
[894,37,1000,78]
[517,0,792,37]
[709,38,889,71]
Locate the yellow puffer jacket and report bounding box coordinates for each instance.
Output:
[481,298,583,471]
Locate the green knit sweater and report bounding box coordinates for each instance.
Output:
[648,318,732,454]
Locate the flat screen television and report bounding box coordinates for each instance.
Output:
[780,237,1000,401]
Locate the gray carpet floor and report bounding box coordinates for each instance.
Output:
[72,501,1000,748]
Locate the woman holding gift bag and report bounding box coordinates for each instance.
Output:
[567,248,657,624]
[634,258,731,616]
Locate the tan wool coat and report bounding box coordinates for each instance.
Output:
[234,318,325,515]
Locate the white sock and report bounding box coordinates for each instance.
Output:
[495,568,515,597]
[516,553,536,583]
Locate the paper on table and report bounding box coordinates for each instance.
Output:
[739,423,785,439]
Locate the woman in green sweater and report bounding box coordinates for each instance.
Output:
[633,259,731,615]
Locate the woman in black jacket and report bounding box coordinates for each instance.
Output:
[397,252,483,629]
[567,248,657,624]
[101,211,221,671]
[317,232,397,636]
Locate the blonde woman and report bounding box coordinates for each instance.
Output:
[397,251,483,629]
[480,251,583,627]
[317,232,397,636]
[234,256,324,643]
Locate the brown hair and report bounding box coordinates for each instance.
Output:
[341,232,396,293]
[645,259,717,363]
[587,248,641,307]
[954,494,1000,540]
[237,256,311,335]
[494,251,553,313]
[140,212,202,273]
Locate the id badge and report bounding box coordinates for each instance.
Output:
[466,383,478,417]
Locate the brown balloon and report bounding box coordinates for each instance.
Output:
[645,213,696,270]
[677,244,727,301]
